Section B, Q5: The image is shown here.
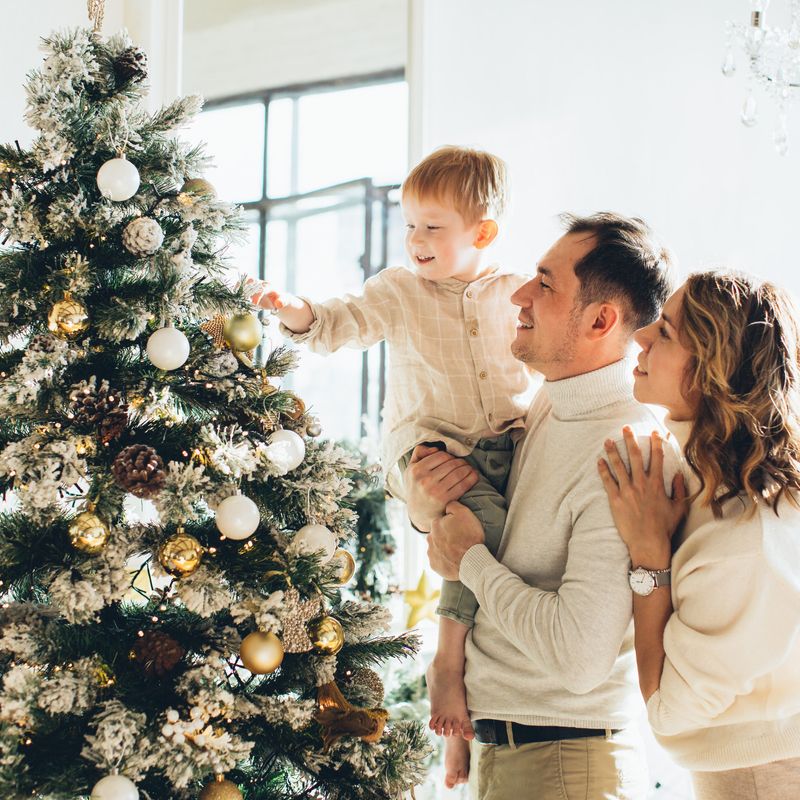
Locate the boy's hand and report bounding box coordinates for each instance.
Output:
[247,279,285,312]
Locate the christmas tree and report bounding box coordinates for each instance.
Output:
[0,27,429,800]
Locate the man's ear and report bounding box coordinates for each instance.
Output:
[587,302,621,339]
[474,219,499,250]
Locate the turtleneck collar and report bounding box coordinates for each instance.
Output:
[543,358,635,420]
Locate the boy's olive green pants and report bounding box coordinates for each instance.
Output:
[400,433,513,626]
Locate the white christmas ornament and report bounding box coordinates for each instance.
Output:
[267,429,305,472]
[90,774,139,800]
[122,217,164,256]
[96,157,140,201]
[294,523,337,562]
[216,494,260,540]
[146,326,190,371]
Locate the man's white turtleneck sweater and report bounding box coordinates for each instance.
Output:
[459,358,676,729]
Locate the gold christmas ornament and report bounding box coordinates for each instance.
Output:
[199,775,243,800]
[403,571,440,628]
[200,315,226,349]
[280,587,323,653]
[239,630,284,674]
[223,313,262,353]
[158,529,204,577]
[68,510,110,555]
[330,549,356,586]
[47,292,89,339]
[308,615,345,655]
[315,680,388,752]
[181,177,217,198]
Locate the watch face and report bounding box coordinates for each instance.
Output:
[629,569,655,596]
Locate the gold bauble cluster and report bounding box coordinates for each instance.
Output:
[223,313,262,352]
[199,775,243,800]
[330,549,356,586]
[239,630,284,674]
[158,529,204,577]
[308,615,345,655]
[68,510,110,555]
[48,292,89,339]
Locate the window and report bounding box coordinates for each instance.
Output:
[190,72,408,442]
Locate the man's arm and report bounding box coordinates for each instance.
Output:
[458,478,634,694]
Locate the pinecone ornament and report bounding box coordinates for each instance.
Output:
[114,46,148,85]
[69,377,127,427]
[340,667,385,707]
[98,409,128,444]
[131,630,185,677]
[122,217,164,256]
[112,444,166,498]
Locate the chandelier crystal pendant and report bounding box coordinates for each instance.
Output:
[722,0,800,154]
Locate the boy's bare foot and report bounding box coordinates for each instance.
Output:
[427,659,475,739]
[444,735,470,789]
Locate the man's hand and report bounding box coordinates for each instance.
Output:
[427,501,486,581]
[404,445,479,532]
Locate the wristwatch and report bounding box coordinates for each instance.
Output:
[628,566,671,596]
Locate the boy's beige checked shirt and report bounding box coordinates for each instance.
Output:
[282,265,536,497]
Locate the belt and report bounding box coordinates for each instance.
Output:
[472,719,618,746]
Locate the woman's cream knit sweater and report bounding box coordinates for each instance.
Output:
[646,419,800,771]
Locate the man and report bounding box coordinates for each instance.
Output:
[405,212,676,799]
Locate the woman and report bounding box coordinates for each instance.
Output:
[597,271,800,799]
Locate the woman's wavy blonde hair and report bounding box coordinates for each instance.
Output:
[680,271,800,517]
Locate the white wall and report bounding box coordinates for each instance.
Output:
[410,0,800,294]
[183,0,407,99]
[1,0,182,145]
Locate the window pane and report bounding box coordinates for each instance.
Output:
[283,201,367,442]
[191,103,265,202]
[267,97,295,198]
[295,82,408,193]
[219,210,260,283]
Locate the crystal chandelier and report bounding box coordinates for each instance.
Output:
[722,0,800,154]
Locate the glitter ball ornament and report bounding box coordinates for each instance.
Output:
[68,510,110,555]
[90,773,139,800]
[199,775,243,800]
[330,549,356,585]
[146,326,190,371]
[215,494,260,540]
[181,177,217,198]
[96,157,140,201]
[294,523,337,562]
[280,587,323,653]
[239,630,284,674]
[267,429,305,471]
[47,292,89,339]
[122,217,164,256]
[308,615,345,655]
[158,530,204,577]
[223,313,262,352]
[341,667,385,707]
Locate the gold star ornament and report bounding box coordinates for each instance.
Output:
[403,571,440,628]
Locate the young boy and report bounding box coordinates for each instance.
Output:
[249,146,534,788]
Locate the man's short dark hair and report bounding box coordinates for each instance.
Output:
[561,212,674,331]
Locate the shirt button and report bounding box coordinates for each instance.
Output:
[479,370,488,379]
[470,328,478,337]
[465,437,474,446]
[466,290,473,299]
